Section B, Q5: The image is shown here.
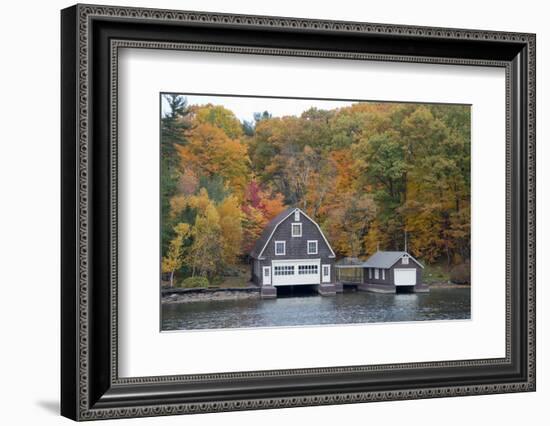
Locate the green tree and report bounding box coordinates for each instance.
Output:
[160,94,191,257]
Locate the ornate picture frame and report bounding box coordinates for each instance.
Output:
[61,4,535,421]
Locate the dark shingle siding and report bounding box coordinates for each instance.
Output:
[363,255,423,285]
[261,212,333,260]
[250,208,335,260]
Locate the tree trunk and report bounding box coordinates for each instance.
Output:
[402,171,408,203]
[169,270,175,288]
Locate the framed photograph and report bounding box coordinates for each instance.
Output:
[61,4,536,421]
[158,93,472,331]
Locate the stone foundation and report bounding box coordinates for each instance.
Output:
[260,285,277,299]
[317,283,337,296]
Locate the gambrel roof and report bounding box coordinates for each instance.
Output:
[250,207,335,259]
[362,251,424,269]
[250,208,293,259]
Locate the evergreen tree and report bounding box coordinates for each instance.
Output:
[160,94,190,257]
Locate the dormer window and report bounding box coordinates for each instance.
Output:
[307,240,318,255]
[402,255,409,265]
[291,223,302,237]
[294,210,300,221]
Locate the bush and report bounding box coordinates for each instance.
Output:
[178,276,209,288]
[221,266,241,277]
[450,263,470,284]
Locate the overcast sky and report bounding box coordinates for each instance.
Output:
[161,93,357,123]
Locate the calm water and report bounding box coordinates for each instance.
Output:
[161,288,470,331]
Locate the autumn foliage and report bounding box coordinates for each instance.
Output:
[161,95,471,285]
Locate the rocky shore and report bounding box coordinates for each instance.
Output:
[162,287,260,304]
[428,282,471,289]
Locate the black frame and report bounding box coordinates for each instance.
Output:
[61,4,536,421]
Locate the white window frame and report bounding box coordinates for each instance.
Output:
[274,265,294,275]
[294,210,300,221]
[274,240,286,256]
[402,255,409,265]
[374,268,379,279]
[307,240,318,255]
[298,264,318,275]
[382,269,385,280]
[291,222,302,237]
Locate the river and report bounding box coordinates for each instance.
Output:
[161,287,470,331]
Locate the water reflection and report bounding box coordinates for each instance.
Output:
[162,288,470,331]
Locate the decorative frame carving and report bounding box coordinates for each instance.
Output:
[61,4,535,421]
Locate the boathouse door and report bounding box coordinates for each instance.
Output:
[272,259,321,286]
[262,266,271,285]
[394,268,416,286]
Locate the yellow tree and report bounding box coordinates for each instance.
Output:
[161,223,190,287]
[363,220,387,256]
[193,104,244,139]
[187,201,223,279]
[217,195,243,266]
[242,206,268,255]
[169,194,187,220]
[177,123,250,199]
[188,187,211,212]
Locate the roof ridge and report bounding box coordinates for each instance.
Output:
[363,250,423,269]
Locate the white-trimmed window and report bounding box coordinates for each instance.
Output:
[274,240,286,255]
[402,255,409,265]
[294,210,300,221]
[291,222,302,237]
[298,264,318,275]
[307,240,318,255]
[374,268,379,279]
[368,268,372,279]
[274,265,294,275]
[382,269,385,280]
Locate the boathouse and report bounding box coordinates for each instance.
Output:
[250,207,338,298]
[360,251,427,293]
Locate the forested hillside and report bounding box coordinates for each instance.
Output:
[160,94,470,286]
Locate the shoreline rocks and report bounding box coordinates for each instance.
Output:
[428,282,471,289]
[161,283,469,304]
[162,288,260,304]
